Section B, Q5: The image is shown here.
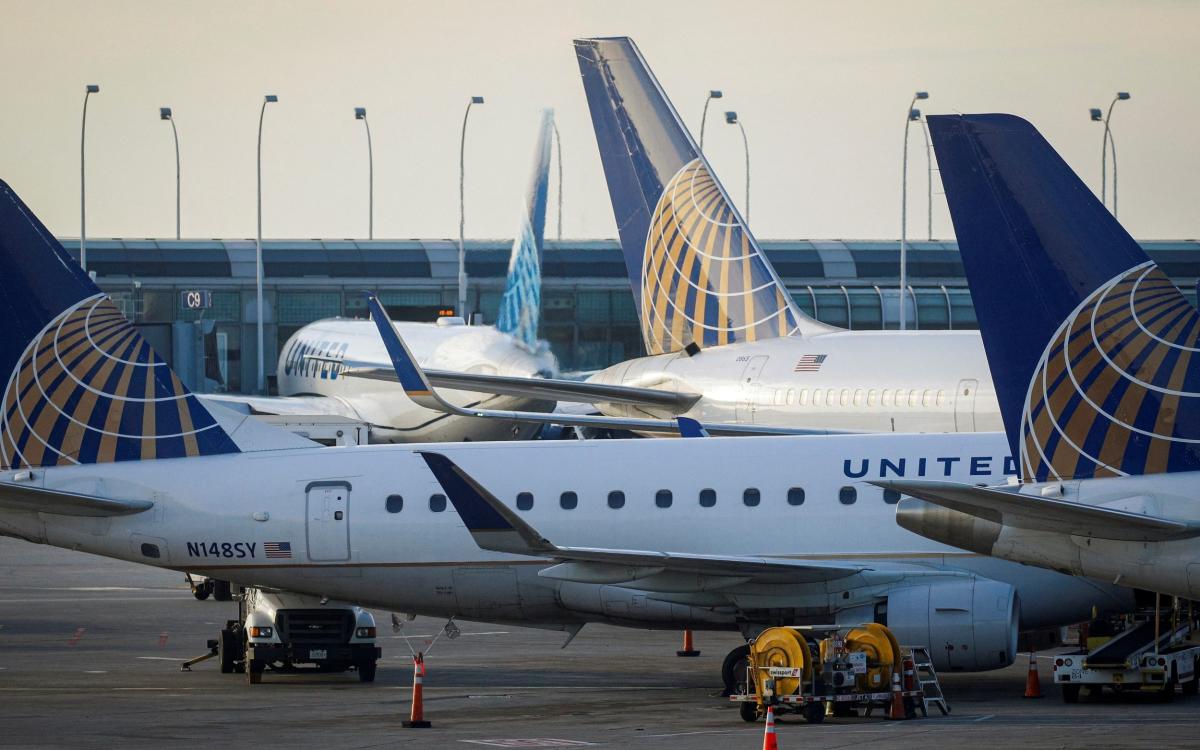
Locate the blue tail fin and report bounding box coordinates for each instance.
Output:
[574,37,829,355]
[495,109,553,350]
[929,114,1200,482]
[0,179,239,469]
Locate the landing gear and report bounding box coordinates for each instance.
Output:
[722,644,751,696]
[212,579,233,602]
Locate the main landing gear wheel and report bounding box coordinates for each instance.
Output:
[192,583,211,601]
[722,644,751,696]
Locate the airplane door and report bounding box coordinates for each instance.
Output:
[306,481,351,561]
[954,379,978,432]
[737,356,769,422]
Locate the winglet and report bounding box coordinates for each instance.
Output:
[363,292,446,411]
[676,417,710,438]
[417,451,555,556]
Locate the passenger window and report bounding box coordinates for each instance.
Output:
[699,488,717,507]
[895,389,907,406]
[799,389,809,406]
[812,389,823,406]
[743,488,761,507]
[839,389,849,406]
[853,389,864,407]
[786,388,795,406]
[880,389,890,406]
[883,489,902,505]
[867,389,876,406]
[921,389,932,407]
[517,492,534,511]
[385,494,404,513]
[560,491,578,510]
[935,389,946,407]
[429,494,447,512]
[839,486,857,505]
[787,487,805,506]
[827,389,836,406]
[655,489,673,508]
[608,491,625,509]
[908,390,920,407]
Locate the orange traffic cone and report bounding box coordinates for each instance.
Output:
[1023,651,1043,699]
[761,704,779,750]
[402,652,432,728]
[887,670,907,720]
[676,628,701,657]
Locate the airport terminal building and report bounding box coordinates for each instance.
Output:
[63,237,1200,393]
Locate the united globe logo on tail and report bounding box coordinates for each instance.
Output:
[1021,262,1200,482]
[1,295,238,469]
[641,159,799,354]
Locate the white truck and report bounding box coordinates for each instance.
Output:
[1052,608,1200,702]
[215,588,381,684]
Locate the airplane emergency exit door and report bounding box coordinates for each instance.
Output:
[306,481,351,561]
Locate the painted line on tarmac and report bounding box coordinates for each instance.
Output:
[389,631,511,639]
[137,656,188,662]
[647,728,762,738]
[384,685,683,691]
[973,714,994,722]
[0,596,192,604]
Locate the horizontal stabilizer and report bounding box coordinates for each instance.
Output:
[876,479,1200,542]
[419,450,867,586]
[0,480,153,517]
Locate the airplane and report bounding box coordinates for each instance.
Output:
[387,38,1007,437]
[202,109,567,443]
[0,175,1132,691]
[876,113,1200,602]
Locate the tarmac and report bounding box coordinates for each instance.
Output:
[1,537,1197,749]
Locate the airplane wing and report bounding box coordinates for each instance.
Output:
[418,450,875,587]
[875,479,1200,542]
[361,292,851,437]
[199,393,363,420]
[0,481,153,517]
[345,366,700,411]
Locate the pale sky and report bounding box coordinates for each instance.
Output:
[2,0,1196,242]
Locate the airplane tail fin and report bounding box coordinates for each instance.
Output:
[0,180,300,470]
[574,37,829,355]
[495,108,553,350]
[929,114,1200,481]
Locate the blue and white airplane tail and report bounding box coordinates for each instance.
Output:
[574,37,831,356]
[0,180,302,470]
[929,114,1200,482]
[495,109,554,351]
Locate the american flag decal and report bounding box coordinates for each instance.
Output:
[264,542,292,559]
[793,354,827,372]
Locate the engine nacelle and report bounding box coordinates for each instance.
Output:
[882,579,1018,672]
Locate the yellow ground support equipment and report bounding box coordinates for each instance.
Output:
[734,623,928,725]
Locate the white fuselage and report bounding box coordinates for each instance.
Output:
[903,472,1200,601]
[276,319,558,443]
[0,432,1130,648]
[589,330,1003,434]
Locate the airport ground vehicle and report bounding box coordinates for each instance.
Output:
[726,623,940,723]
[216,588,381,684]
[1052,604,1200,702]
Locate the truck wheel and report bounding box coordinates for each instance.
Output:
[358,660,377,683]
[738,701,759,723]
[1159,677,1177,703]
[246,659,264,685]
[218,629,239,674]
[721,644,751,696]
[1061,684,1080,704]
[1184,662,1199,696]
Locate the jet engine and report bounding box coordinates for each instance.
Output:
[880,579,1019,672]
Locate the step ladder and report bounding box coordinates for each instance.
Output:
[911,647,950,716]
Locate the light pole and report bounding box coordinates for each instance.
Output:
[552,118,563,241]
[355,107,373,239]
[80,84,99,272]
[458,95,484,320]
[160,108,180,240]
[921,115,933,240]
[256,94,278,394]
[899,91,928,331]
[698,90,722,150]
[724,111,750,221]
[1094,92,1131,216]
